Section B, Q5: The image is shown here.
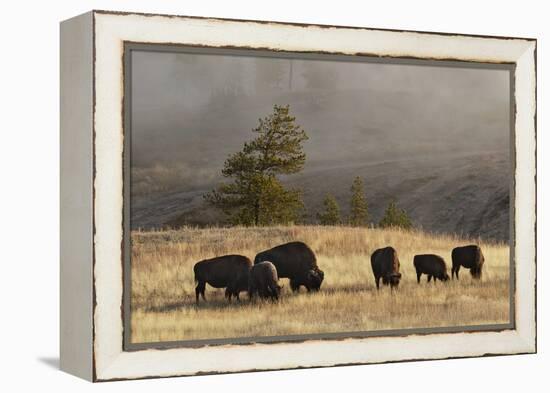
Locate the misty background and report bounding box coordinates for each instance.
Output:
[130,50,511,241]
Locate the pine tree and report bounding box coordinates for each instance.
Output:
[204,105,308,226]
[317,194,341,225]
[378,200,413,230]
[349,176,369,226]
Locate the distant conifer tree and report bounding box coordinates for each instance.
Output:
[378,200,413,230]
[317,194,341,225]
[349,176,369,226]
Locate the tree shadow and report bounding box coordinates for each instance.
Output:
[145,301,189,313]
[145,298,251,312]
[142,285,373,313]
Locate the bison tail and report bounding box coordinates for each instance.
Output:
[193,267,199,284]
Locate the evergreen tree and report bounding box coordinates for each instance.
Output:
[317,194,341,225]
[204,105,308,226]
[349,176,369,226]
[378,200,413,230]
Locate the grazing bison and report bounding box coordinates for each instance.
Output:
[248,261,282,301]
[254,241,324,292]
[371,246,402,289]
[413,254,450,283]
[451,245,484,280]
[193,255,252,303]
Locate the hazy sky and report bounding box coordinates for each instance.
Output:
[130,49,510,195]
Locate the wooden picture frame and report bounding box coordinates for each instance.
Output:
[60,10,536,382]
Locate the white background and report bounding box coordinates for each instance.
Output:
[0,0,545,391]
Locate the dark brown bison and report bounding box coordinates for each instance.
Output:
[254,241,324,292]
[413,254,450,283]
[193,255,252,303]
[371,246,402,289]
[248,261,282,301]
[451,245,484,279]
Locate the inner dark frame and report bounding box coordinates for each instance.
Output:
[122,41,516,351]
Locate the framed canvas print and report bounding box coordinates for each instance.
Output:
[60,10,537,382]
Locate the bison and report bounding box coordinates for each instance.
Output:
[451,245,484,280]
[413,254,450,283]
[193,254,252,303]
[248,261,282,301]
[371,246,402,289]
[254,241,324,292]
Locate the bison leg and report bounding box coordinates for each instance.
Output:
[225,288,232,303]
[416,271,421,284]
[427,275,432,282]
[375,276,380,290]
[470,267,482,280]
[268,285,279,301]
[195,281,206,303]
[258,288,267,299]
[226,281,239,303]
[290,279,300,293]
[452,264,460,280]
[248,284,256,301]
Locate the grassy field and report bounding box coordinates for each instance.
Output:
[130,225,510,344]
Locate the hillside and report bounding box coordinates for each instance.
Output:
[131,150,510,242]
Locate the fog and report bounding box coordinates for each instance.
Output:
[130,50,510,196]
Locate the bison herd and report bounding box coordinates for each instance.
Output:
[193,241,485,304]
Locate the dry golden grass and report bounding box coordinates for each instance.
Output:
[130,225,509,344]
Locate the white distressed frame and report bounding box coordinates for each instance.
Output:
[91,11,536,381]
